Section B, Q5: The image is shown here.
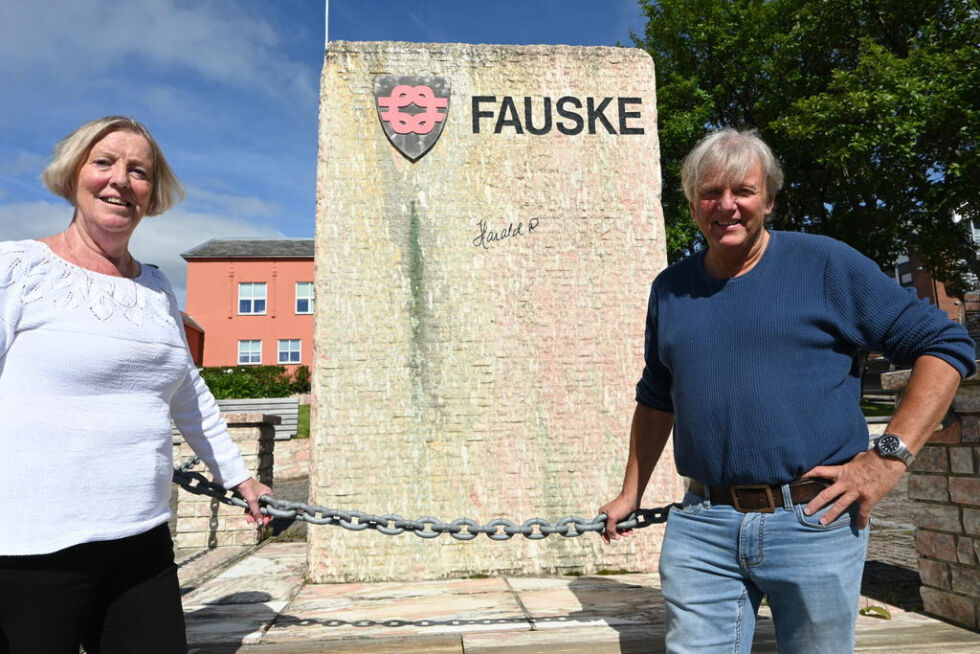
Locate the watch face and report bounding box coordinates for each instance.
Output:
[878,435,902,455]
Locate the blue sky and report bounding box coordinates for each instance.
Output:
[0,0,647,303]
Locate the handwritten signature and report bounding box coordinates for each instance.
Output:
[472,217,540,250]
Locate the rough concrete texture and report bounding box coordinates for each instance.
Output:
[311,41,676,582]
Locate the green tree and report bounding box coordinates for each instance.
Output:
[635,0,979,286]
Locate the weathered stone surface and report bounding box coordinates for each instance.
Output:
[960,415,979,442]
[918,557,951,590]
[930,420,963,445]
[311,42,674,582]
[956,536,977,565]
[953,382,980,414]
[917,530,958,562]
[911,503,962,532]
[912,446,949,474]
[909,474,949,502]
[950,447,976,475]
[950,477,980,507]
[920,587,978,631]
[951,566,980,603]
[964,508,980,536]
[274,438,311,481]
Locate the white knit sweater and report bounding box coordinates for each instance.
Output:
[0,240,249,555]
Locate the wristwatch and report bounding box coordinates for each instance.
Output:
[872,433,915,466]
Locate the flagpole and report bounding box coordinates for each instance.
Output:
[324,0,329,49]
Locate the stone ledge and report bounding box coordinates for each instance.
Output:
[882,364,980,392]
[223,412,282,426]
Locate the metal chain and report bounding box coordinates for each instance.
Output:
[172,461,675,541]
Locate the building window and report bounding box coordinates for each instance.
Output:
[238,340,262,365]
[296,282,314,314]
[238,282,267,315]
[278,339,301,364]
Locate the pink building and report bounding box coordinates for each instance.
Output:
[182,239,314,371]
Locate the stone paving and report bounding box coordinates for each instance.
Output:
[172,472,980,653]
[179,541,980,653]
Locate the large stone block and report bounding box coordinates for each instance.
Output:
[950,447,976,475]
[908,474,949,502]
[920,587,978,630]
[311,42,676,582]
[917,557,951,590]
[950,477,980,507]
[910,502,962,532]
[912,445,949,473]
[917,529,958,562]
[965,507,980,536]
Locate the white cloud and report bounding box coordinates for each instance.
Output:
[183,184,281,218]
[0,200,284,306]
[0,0,315,103]
[0,201,72,241]
[129,209,285,304]
[0,151,49,177]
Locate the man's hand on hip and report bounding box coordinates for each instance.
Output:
[801,451,907,528]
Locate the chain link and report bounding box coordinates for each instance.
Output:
[172,462,675,541]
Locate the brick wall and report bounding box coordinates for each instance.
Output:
[274,438,310,481]
[883,370,980,631]
[174,413,277,548]
[310,42,679,582]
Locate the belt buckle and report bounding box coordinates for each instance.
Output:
[730,484,775,513]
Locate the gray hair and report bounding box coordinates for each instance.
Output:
[41,116,184,216]
[681,128,784,205]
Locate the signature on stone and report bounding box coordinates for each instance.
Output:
[472,217,540,250]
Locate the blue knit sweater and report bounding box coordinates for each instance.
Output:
[636,231,977,487]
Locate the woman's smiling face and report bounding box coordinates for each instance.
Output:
[72,129,154,238]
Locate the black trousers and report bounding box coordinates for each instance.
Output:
[0,524,187,654]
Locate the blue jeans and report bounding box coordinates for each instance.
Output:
[660,487,869,654]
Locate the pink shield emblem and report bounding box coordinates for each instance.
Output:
[375,76,450,161]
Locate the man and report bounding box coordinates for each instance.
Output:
[600,128,976,653]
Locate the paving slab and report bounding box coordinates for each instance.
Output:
[853,609,980,651]
[189,635,464,653]
[177,546,251,592]
[511,574,665,629]
[185,601,290,646]
[184,543,307,647]
[183,543,307,607]
[178,541,980,653]
[264,576,528,643]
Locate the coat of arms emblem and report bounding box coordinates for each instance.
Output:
[374,76,450,162]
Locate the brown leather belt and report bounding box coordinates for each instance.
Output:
[688,479,831,513]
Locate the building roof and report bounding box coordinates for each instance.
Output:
[181,238,314,260]
[180,311,205,333]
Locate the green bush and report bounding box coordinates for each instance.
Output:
[290,365,312,394]
[201,365,299,399]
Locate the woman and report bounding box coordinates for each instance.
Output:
[0,116,272,653]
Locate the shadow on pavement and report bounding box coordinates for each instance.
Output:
[861,560,923,611]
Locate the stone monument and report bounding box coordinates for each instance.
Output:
[311,41,679,582]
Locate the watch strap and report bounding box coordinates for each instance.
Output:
[874,433,916,466]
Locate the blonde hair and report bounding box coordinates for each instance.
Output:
[681,128,784,205]
[41,116,184,216]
